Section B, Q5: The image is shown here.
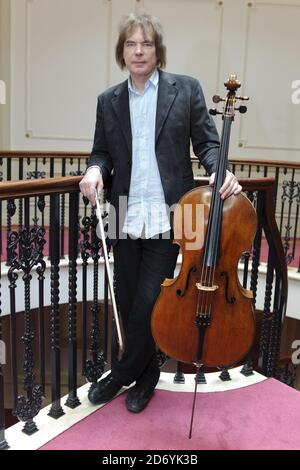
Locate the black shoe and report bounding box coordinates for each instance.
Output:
[126,369,160,413]
[88,373,124,405]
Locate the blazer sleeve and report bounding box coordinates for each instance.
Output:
[86,94,113,183]
[190,79,220,175]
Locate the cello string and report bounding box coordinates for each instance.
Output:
[204,122,228,314]
[196,111,231,349]
[203,266,212,314]
[196,196,211,317]
[197,265,210,322]
[200,171,220,318]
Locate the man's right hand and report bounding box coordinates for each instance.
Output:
[79,166,103,205]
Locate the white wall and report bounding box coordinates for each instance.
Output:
[1,0,300,161]
[0,0,10,149]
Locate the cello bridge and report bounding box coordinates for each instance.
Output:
[195,283,219,292]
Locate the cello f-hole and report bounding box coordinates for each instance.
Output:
[220,271,236,304]
[176,266,197,297]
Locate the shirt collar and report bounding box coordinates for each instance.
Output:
[128,68,159,94]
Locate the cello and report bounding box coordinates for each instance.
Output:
[151,75,257,432]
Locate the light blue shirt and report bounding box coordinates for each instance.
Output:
[122,69,170,238]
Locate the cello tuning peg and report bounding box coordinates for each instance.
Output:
[212,95,225,103]
[235,105,247,114]
[236,95,249,101]
[209,108,222,116]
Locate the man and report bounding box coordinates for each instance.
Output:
[79,13,242,413]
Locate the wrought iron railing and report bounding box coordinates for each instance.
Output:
[0,176,108,448]
[0,151,299,271]
[0,175,287,449]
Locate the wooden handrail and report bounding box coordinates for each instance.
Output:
[0,175,277,201]
[0,175,82,200]
[195,176,278,191]
[0,150,89,159]
[0,151,300,170]
[193,156,300,170]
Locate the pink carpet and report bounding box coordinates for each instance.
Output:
[40,379,300,450]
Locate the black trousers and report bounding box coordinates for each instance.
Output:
[111,235,179,385]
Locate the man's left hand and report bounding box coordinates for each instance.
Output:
[209,170,242,199]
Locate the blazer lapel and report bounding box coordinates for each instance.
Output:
[111,80,132,156]
[155,71,178,144]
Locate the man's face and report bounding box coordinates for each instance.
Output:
[123,26,157,81]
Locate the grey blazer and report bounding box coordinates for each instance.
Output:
[87,69,220,239]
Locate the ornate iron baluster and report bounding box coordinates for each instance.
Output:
[259,250,274,375]
[37,196,46,394]
[65,192,80,409]
[266,259,285,377]
[281,170,298,265]
[291,182,300,270]
[81,204,106,384]
[7,201,18,412]
[259,185,287,377]
[248,192,264,371]
[48,194,64,419]
[9,198,44,434]
[80,198,89,376]
[267,307,281,378]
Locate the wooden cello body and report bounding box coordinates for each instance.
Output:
[151,75,257,368]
